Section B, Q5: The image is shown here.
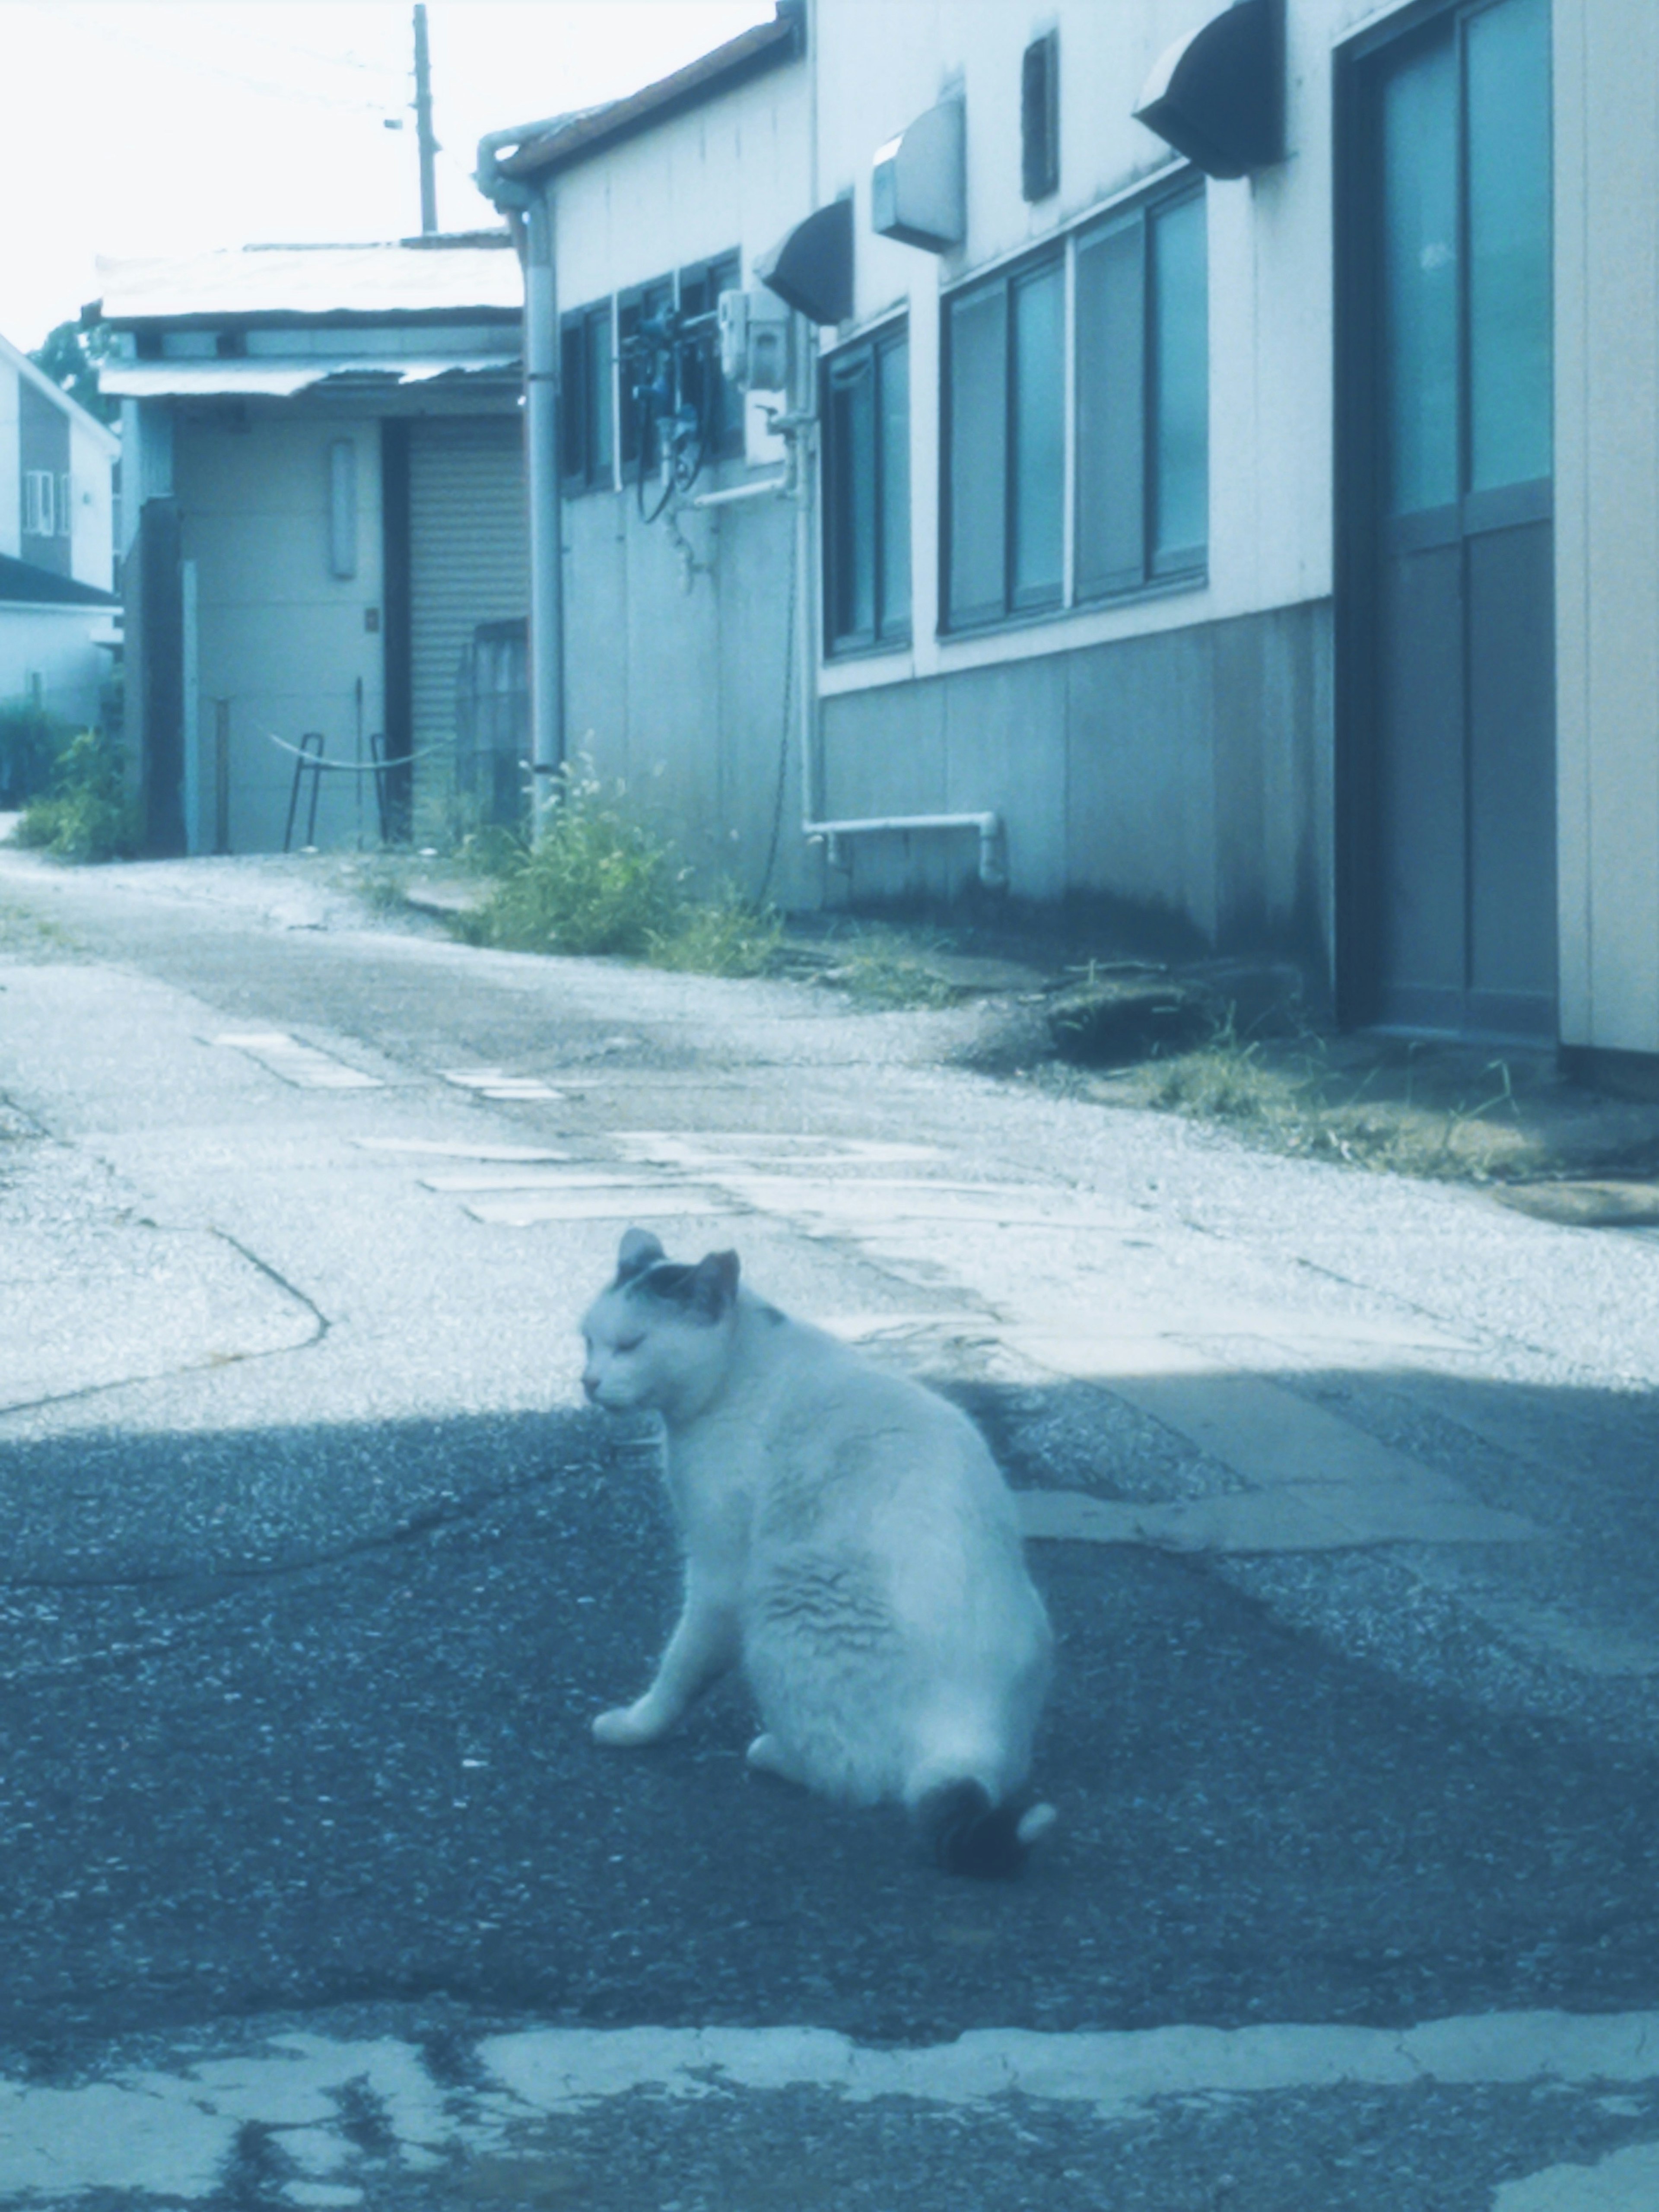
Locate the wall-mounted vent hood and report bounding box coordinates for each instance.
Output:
[1134,0,1283,180]
[871,97,965,252]
[757,196,853,326]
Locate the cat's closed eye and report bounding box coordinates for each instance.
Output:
[614,1334,644,1354]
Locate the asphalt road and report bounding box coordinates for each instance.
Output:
[3,846,1659,2211]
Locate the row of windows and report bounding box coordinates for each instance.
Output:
[824,179,1209,654]
[560,251,743,495]
[22,471,72,541]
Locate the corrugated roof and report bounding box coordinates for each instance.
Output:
[100,356,520,400]
[493,5,802,181]
[95,239,522,327]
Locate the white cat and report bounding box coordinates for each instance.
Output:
[580,1228,1055,1875]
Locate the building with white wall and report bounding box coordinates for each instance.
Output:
[0,330,120,741]
[97,238,524,855]
[484,0,1653,1077]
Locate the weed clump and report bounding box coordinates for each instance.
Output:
[454,758,781,976]
[14,731,138,862]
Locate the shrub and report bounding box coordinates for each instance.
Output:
[0,702,73,810]
[458,758,685,957]
[649,880,784,979]
[15,730,139,862]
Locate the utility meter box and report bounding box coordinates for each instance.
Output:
[718,287,791,394]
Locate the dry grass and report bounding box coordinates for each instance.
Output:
[1037,1009,1659,1185]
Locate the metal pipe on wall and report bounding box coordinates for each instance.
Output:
[476,130,564,832]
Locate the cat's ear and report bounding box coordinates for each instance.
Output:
[616,1227,666,1283]
[690,1249,740,1320]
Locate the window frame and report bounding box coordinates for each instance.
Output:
[1074,177,1210,605]
[937,170,1210,639]
[23,470,54,540]
[678,249,744,463]
[939,241,1067,634]
[559,298,616,497]
[617,272,676,485]
[821,315,912,658]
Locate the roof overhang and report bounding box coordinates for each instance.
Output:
[99,357,520,401]
[492,5,803,183]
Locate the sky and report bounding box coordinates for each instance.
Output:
[0,0,776,353]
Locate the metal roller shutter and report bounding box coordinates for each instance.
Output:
[406,415,528,836]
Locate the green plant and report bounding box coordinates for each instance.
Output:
[822,925,962,1010]
[0,701,73,810]
[14,731,139,862]
[649,880,784,978]
[456,757,685,957]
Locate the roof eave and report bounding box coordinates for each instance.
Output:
[499,6,803,183]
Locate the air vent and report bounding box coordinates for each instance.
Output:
[1022,32,1059,202]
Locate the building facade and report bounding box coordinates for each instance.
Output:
[99,239,525,855]
[485,0,1652,1070]
[0,330,120,736]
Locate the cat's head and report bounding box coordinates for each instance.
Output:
[580,1229,741,1417]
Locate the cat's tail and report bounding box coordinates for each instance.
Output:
[916,1781,1058,1879]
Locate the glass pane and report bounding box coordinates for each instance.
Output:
[560,321,586,480]
[1011,259,1065,607]
[829,353,875,643]
[1075,216,1146,596]
[1468,0,1552,491]
[1150,190,1208,569]
[947,282,1008,626]
[1379,33,1458,513]
[586,310,613,479]
[877,333,910,637]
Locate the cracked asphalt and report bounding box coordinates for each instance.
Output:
[2,843,1659,2210]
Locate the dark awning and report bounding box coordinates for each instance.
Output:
[0,552,119,608]
[756,198,853,327]
[1134,0,1283,180]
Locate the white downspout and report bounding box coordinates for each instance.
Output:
[477,131,564,831]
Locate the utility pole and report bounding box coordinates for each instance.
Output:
[413,4,439,235]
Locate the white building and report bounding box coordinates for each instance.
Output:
[97,237,524,855]
[484,0,1653,1081]
[0,330,120,743]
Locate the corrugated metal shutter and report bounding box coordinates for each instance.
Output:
[407,416,527,834]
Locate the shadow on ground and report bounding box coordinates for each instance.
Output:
[2,1380,1657,2068]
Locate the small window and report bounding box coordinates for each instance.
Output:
[23,470,54,539]
[1022,31,1060,202]
[823,321,911,653]
[57,474,72,537]
[942,248,1065,630]
[679,250,744,461]
[618,275,675,481]
[560,299,615,494]
[1074,181,1208,599]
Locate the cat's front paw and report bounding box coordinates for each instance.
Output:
[592,1702,665,1748]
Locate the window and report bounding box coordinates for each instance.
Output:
[618,274,674,481]
[679,251,744,461]
[823,321,911,653]
[943,250,1065,629]
[559,299,615,494]
[23,470,54,539]
[57,474,72,537]
[1075,182,1208,598]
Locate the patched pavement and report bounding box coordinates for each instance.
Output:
[3,846,1659,2208]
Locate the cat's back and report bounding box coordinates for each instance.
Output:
[733,1300,1014,1538]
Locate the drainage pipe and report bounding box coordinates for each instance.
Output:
[477,128,564,829]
